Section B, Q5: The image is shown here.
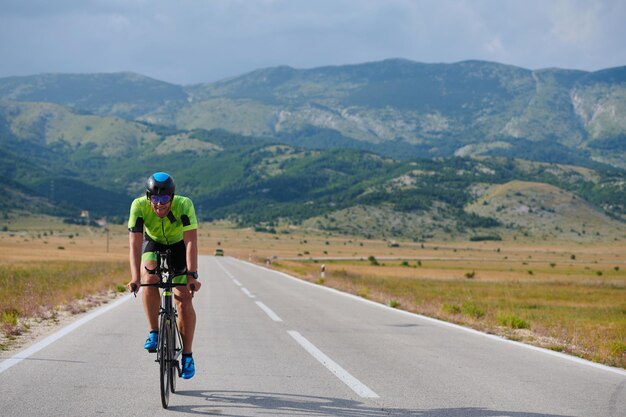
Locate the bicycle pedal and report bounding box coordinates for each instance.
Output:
[147,348,157,353]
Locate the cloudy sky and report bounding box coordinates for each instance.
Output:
[1,0,625,85]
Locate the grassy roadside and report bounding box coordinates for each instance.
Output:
[0,260,128,350]
[269,258,626,369]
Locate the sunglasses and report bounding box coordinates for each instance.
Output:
[150,194,172,204]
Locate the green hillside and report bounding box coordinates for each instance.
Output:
[2,60,626,168]
[466,180,626,241]
[0,101,162,156]
[177,60,626,167]
[2,100,625,242]
[1,60,626,241]
[0,72,187,119]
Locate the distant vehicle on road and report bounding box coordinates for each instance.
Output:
[214,248,224,256]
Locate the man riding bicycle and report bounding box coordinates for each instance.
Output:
[127,172,201,379]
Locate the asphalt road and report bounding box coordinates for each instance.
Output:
[1,256,625,417]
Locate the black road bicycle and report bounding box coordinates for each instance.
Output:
[132,249,193,409]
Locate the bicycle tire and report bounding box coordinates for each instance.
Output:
[169,317,177,393]
[159,316,170,408]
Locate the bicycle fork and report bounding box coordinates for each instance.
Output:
[157,307,183,375]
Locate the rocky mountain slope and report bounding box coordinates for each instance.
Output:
[1,60,625,167]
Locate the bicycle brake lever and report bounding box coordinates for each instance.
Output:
[190,284,195,298]
[130,283,138,297]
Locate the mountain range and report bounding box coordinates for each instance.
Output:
[1,59,626,240]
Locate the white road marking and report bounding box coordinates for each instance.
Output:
[241,287,255,298]
[215,258,235,279]
[255,301,283,322]
[215,258,244,287]
[214,258,244,287]
[288,330,379,398]
[0,294,132,374]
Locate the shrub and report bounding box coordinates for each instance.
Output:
[389,300,400,308]
[462,301,485,319]
[1,310,22,336]
[497,314,530,329]
[368,256,379,266]
[470,235,502,242]
[2,310,19,327]
[609,340,626,357]
[442,303,462,314]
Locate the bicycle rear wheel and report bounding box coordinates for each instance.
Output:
[159,317,170,408]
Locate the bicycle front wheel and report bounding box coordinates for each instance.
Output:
[159,317,170,408]
[169,317,178,393]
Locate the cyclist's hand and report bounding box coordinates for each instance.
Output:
[187,278,201,293]
[128,280,140,295]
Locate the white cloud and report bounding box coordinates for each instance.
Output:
[484,36,504,55]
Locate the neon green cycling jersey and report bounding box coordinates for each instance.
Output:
[127,195,198,244]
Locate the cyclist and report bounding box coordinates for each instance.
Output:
[127,172,201,379]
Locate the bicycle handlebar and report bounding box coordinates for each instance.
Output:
[140,282,190,289]
[130,249,195,297]
[130,282,196,297]
[144,266,188,276]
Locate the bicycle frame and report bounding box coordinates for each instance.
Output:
[140,249,187,409]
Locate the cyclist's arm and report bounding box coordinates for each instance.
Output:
[184,228,198,272]
[129,231,143,284]
[184,228,200,290]
[127,197,145,291]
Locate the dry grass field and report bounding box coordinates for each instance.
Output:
[1,215,625,369]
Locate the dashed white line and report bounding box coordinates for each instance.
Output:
[217,258,379,398]
[215,258,234,279]
[255,301,283,322]
[241,287,255,298]
[215,258,243,287]
[288,330,379,399]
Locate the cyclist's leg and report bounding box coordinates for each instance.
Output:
[171,240,196,354]
[174,282,196,379]
[141,238,162,332]
[174,284,196,353]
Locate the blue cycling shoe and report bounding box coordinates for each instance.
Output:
[144,331,158,352]
[181,354,195,379]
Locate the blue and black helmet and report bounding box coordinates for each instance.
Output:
[146,172,176,197]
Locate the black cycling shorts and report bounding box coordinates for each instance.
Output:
[141,236,187,278]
